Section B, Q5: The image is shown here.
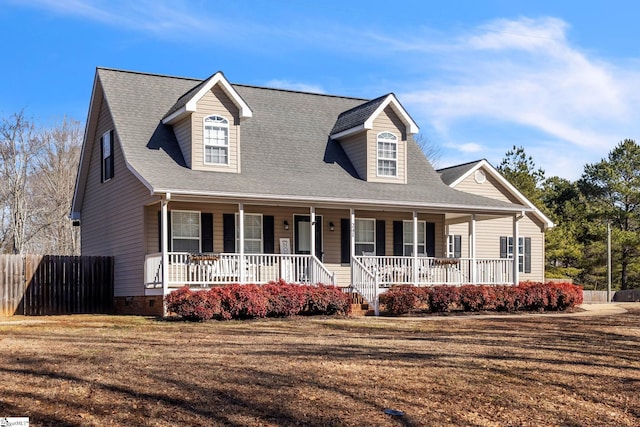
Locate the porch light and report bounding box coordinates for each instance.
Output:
[329,222,335,231]
[284,220,289,230]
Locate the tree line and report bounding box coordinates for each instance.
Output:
[498,141,640,291]
[0,111,81,255]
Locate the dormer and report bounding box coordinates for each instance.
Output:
[162,72,252,173]
[330,94,419,183]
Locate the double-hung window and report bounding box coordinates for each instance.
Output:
[204,115,229,165]
[402,221,426,256]
[446,235,462,258]
[377,132,397,177]
[355,219,375,255]
[101,130,114,182]
[236,213,263,254]
[171,210,200,252]
[501,236,531,273]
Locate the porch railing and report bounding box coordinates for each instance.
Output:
[351,256,379,315]
[145,252,336,289]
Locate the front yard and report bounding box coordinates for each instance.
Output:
[1,308,639,426]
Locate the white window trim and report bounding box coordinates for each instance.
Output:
[507,236,525,273]
[355,218,376,255]
[376,131,398,177]
[203,115,230,166]
[402,220,426,256]
[171,210,201,253]
[102,130,112,182]
[446,234,455,258]
[235,213,263,254]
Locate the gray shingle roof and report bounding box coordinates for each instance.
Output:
[437,160,484,186]
[330,94,388,135]
[95,68,526,212]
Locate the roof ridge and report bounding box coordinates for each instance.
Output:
[436,159,485,172]
[231,82,370,102]
[96,66,201,83]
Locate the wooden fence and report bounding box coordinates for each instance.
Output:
[0,255,114,316]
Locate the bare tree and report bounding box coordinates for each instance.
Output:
[414,133,442,168]
[0,112,82,254]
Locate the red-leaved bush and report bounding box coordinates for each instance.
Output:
[165,281,351,321]
[379,282,583,315]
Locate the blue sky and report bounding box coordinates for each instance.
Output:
[2,0,639,180]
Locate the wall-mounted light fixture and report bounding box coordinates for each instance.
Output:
[329,222,335,231]
[284,220,289,230]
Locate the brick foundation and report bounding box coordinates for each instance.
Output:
[114,296,164,316]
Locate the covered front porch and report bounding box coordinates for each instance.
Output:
[144,199,522,314]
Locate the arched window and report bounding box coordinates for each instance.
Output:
[203,115,229,165]
[377,132,397,177]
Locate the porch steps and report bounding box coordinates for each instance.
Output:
[348,292,375,316]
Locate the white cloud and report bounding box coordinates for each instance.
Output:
[264,79,325,94]
[448,142,484,153]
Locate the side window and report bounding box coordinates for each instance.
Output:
[203,115,229,165]
[101,130,114,182]
[235,213,263,254]
[377,132,397,177]
[402,221,426,256]
[355,219,375,255]
[172,210,201,252]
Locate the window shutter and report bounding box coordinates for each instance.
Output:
[100,136,104,183]
[500,236,507,259]
[223,213,235,253]
[524,237,532,273]
[340,218,350,263]
[158,211,171,252]
[454,235,462,258]
[109,130,115,179]
[376,220,385,256]
[263,215,275,254]
[201,213,214,253]
[393,221,403,256]
[426,222,436,257]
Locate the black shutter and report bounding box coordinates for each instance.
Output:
[376,220,385,256]
[158,211,171,252]
[263,215,275,254]
[393,221,403,256]
[201,213,214,253]
[524,237,532,273]
[454,235,462,258]
[340,218,350,263]
[109,130,115,179]
[426,222,436,257]
[500,236,507,259]
[223,213,235,253]
[100,135,104,183]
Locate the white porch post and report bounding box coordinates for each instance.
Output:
[413,211,418,285]
[513,213,520,286]
[350,208,355,286]
[161,195,170,316]
[310,206,316,284]
[470,214,477,285]
[239,203,245,284]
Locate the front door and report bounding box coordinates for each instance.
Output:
[294,215,323,260]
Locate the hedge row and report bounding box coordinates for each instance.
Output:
[379,282,583,315]
[165,280,351,321]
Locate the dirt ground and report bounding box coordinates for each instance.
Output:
[1,306,639,426]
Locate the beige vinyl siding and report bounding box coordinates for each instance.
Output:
[173,116,192,167]
[339,132,368,180]
[146,204,444,287]
[192,85,240,173]
[455,168,520,204]
[81,95,157,297]
[368,106,407,184]
[447,214,545,282]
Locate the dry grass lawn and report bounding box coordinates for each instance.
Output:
[1,306,639,426]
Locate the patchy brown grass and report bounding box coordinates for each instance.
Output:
[1,307,639,426]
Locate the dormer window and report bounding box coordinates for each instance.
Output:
[204,115,229,165]
[377,132,397,177]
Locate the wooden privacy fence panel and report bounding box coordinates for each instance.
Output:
[0,255,25,317]
[0,255,114,316]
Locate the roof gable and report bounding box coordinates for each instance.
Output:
[330,93,419,139]
[438,159,554,229]
[162,71,252,125]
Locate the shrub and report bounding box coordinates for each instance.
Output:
[429,285,460,313]
[165,286,218,321]
[459,285,496,312]
[379,285,422,315]
[262,280,307,317]
[303,285,351,315]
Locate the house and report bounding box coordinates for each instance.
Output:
[437,160,554,283]
[71,68,542,315]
